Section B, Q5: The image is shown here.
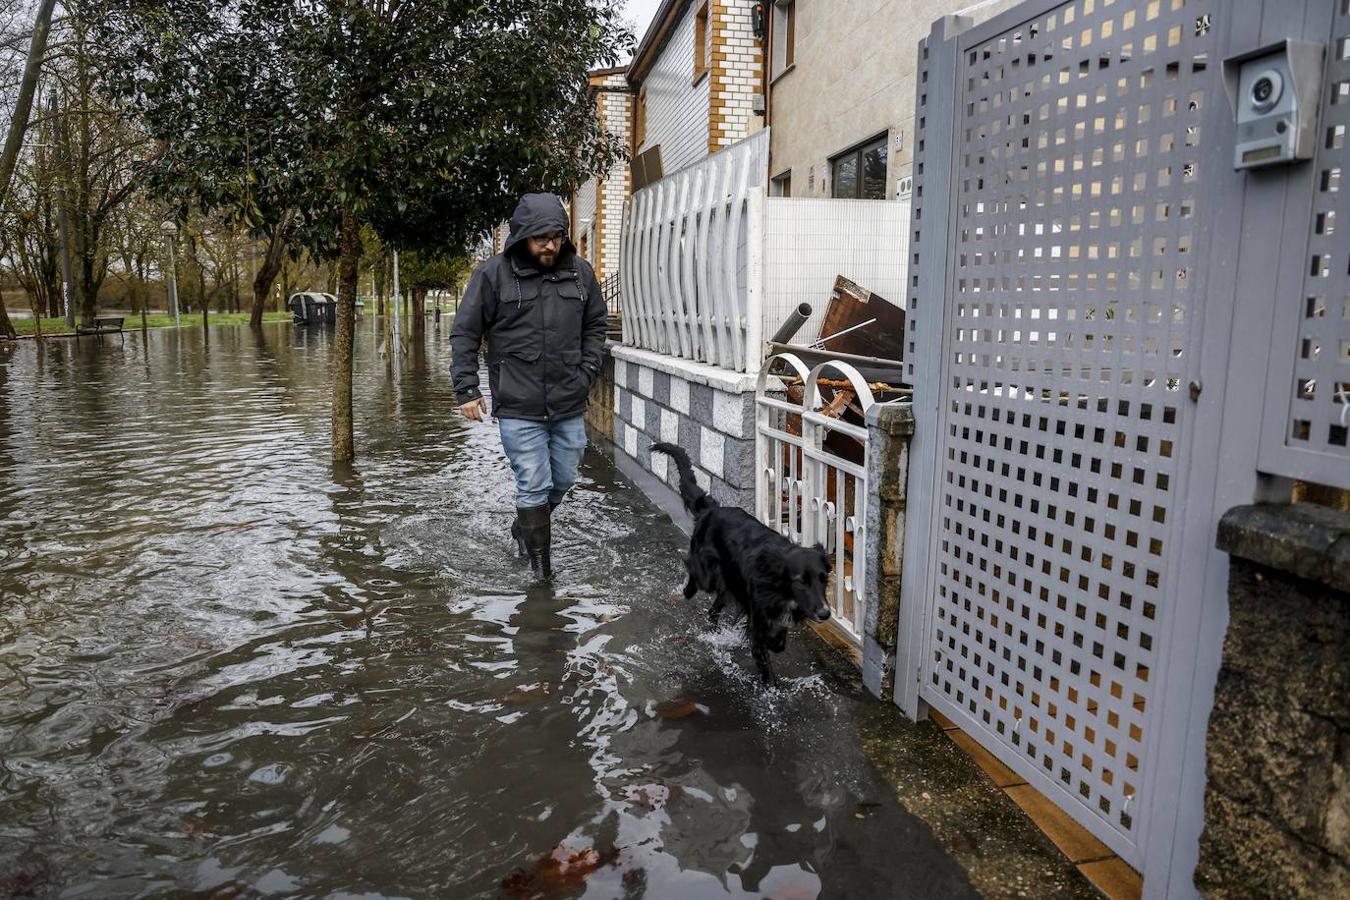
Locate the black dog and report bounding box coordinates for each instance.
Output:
[651,442,832,685]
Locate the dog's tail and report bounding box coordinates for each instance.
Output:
[651,442,716,516]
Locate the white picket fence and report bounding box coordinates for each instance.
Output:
[755,352,877,642]
[618,131,768,373]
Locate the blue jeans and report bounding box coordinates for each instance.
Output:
[498,416,588,509]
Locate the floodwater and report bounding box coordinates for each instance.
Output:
[0,324,975,898]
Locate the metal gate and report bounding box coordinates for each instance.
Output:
[755,353,877,642]
[899,0,1350,893]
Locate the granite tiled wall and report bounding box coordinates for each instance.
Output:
[610,347,758,512]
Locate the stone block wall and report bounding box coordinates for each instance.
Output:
[1196,503,1350,898]
[584,344,616,442]
[610,345,758,512]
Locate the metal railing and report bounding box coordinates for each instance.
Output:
[600,272,622,316]
[755,352,877,642]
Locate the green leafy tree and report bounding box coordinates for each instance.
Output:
[399,249,470,337]
[94,0,632,461]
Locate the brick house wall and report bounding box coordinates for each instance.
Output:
[707,0,762,154]
[596,78,631,282]
[630,0,765,178]
[634,7,711,175]
[569,70,632,283]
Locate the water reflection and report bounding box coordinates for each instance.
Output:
[0,324,974,897]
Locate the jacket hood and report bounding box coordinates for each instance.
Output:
[503,192,576,258]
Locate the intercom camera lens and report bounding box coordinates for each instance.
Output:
[1249,70,1282,112]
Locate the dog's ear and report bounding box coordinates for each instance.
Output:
[814,544,832,572]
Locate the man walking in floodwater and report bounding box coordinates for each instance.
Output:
[451,193,608,579]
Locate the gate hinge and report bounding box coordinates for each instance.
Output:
[1188,380,1202,402]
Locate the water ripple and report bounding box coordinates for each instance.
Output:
[0,325,978,899]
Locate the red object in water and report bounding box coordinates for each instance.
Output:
[500,844,620,898]
[654,698,707,719]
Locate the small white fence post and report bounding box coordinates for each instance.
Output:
[744,191,765,376]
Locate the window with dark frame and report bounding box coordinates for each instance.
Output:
[635,85,648,152]
[830,134,889,199]
[693,2,709,82]
[771,170,792,197]
[771,1,795,79]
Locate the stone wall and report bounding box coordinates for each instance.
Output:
[610,344,758,512]
[1196,503,1350,898]
[584,343,616,443]
[860,402,914,701]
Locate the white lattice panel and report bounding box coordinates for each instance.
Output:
[918,0,1218,865]
[762,197,911,345]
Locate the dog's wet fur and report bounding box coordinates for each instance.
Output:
[651,442,831,685]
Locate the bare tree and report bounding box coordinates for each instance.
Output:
[0,0,56,210]
[0,0,58,338]
[45,15,152,321]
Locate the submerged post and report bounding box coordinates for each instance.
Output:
[161,221,180,328]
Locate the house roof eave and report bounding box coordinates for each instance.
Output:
[627,0,691,86]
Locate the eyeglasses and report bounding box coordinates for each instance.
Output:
[530,233,564,247]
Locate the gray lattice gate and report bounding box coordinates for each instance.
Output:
[1259,2,1350,485]
[897,1,1349,895]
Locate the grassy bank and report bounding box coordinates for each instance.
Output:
[10,312,293,337]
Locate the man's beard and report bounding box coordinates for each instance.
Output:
[531,248,557,269]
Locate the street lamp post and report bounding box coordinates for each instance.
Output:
[161,221,180,328]
[56,186,75,328]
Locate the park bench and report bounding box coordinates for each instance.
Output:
[75,316,125,344]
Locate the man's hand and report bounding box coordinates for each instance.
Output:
[459,397,488,422]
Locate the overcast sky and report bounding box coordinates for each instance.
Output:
[620,0,665,60]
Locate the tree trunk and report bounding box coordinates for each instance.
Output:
[194,240,207,329]
[0,0,57,215]
[79,255,98,324]
[332,207,360,462]
[26,290,42,342]
[411,287,426,340]
[250,217,291,329]
[373,251,386,318]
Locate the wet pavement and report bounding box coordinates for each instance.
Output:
[0,324,1095,898]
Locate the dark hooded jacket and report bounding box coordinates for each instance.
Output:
[451,193,607,421]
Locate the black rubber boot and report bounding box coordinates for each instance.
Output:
[513,500,559,560]
[510,517,527,557]
[517,504,552,579]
